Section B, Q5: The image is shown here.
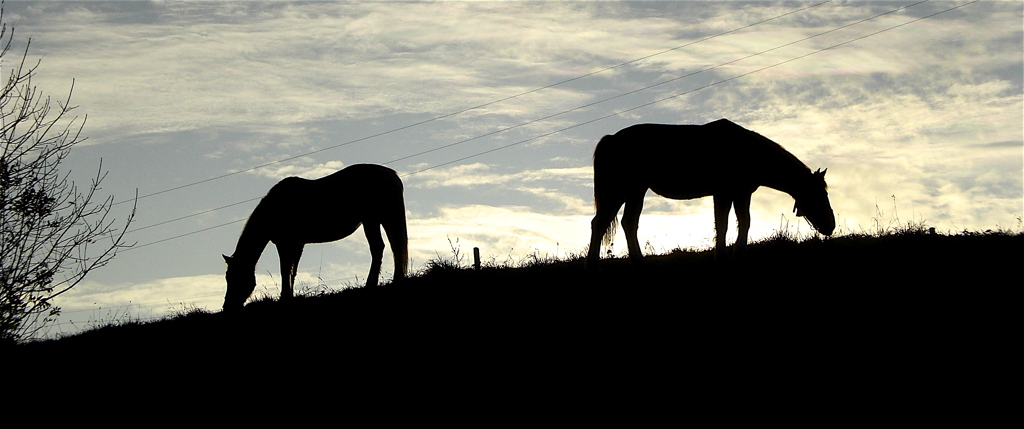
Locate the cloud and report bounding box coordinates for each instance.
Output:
[405,163,593,214]
[408,162,589,187]
[244,160,348,181]
[9,1,1020,339]
[17,2,621,141]
[407,204,592,266]
[48,274,225,336]
[49,268,354,336]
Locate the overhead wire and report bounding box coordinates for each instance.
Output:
[127,0,977,250]
[113,1,835,243]
[111,0,832,207]
[97,197,259,242]
[124,218,247,252]
[383,0,931,169]
[404,0,978,176]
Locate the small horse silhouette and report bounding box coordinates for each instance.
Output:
[223,164,408,311]
[586,119,835,269]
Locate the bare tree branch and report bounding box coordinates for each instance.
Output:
[1,2,135,343]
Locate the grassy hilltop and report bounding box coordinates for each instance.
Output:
[16,230,1019,340]
[9,228,1020,397]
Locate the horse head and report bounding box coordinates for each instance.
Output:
[793,168,835,236]
[223,254,256,311]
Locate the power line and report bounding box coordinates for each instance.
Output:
[111,1,835,235]
[141,0,927,222]
[403,0,978,176]
[95,197,261,242]
[384,0,931,168]
[111,1,831,207]
[127,0,977,250]
[123,218,247,252]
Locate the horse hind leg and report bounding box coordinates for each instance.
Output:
[363,222,385,287]
[620,193,646,268]
[382,214,408,282]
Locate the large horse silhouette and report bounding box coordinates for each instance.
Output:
[223,164,408,311]
[586,119,835,269]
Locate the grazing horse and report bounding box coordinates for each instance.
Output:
[223,164,408,311]
[586,119,834,269]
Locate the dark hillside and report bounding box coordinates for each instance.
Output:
[10,231,1020,405]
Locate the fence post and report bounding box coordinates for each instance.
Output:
[473,247,481,271]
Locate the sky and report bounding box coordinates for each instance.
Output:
[2,1,1020,338]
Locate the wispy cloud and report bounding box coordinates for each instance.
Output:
[10,1,1018,338]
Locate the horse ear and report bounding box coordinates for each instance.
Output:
[223,254,232,264]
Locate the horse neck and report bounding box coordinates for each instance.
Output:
[759,147,812,198]
[231,217,270,267]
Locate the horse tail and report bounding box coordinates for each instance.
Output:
[593,134,619,247]
[603,215,619,248]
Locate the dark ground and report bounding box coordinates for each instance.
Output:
[7,232,1018,416]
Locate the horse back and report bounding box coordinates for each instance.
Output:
[270,164,402,201]
[595,121,771,199]
[257,164,405,241]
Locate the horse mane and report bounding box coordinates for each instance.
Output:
[228,178,302,263]
[707,119,812,177]
[228,210,269,265]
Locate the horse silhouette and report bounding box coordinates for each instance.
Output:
[586,119,835,269]
[223,164,408,311]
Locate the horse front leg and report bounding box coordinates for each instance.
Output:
[733,192,752,261]
[364,223,385,287]
[586,216,606,269]
[713,195,732,262]
[277,242,304,300]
